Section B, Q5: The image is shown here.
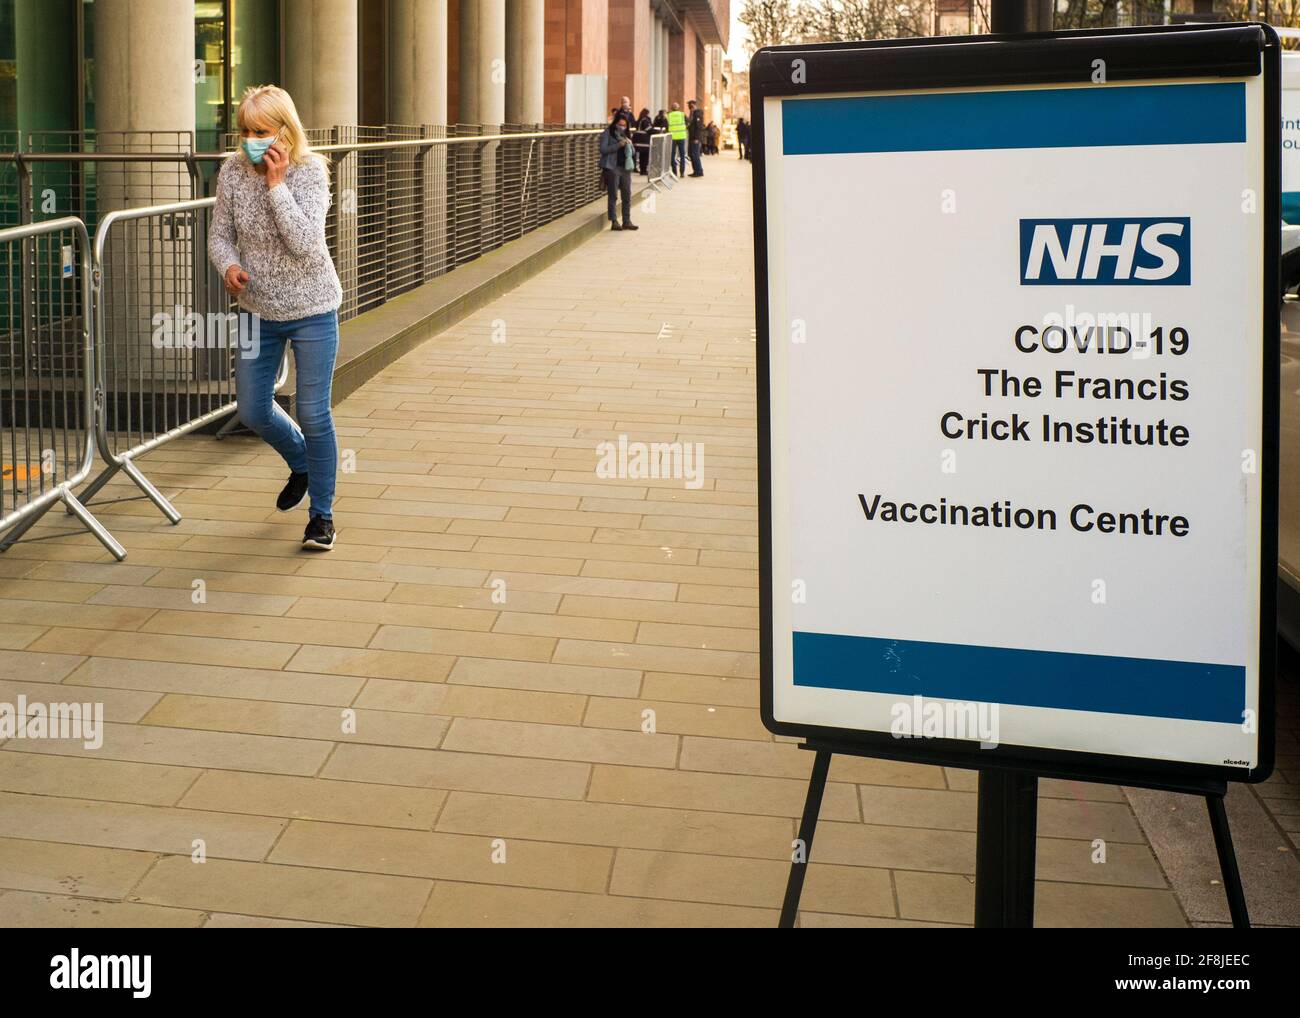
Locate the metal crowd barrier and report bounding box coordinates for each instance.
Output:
[647,134,675,191]
[0,217,124,559]
[76,197,289,525]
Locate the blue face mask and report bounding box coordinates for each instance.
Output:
[242,132,280,165]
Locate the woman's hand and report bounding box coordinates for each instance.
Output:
[263,143,288,188]
[224,264,249,296]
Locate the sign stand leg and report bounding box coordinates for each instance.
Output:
[1205,793,1251,929]
[779,748,832,928]
[974,769,1039,928]
[778,748,1256,929]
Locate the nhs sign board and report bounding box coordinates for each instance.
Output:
[1019,217,1191,285]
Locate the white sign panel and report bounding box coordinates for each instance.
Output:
[763,73,1270,775]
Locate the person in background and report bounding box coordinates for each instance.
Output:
[706,120,719,155]
[599,112,638,232]
[666,102,688,178]
[634,107,652,176]
[737,117,750,160]
[208,84,342,551]
[653,109,669,132]
[617,95,636,127]
[687,99,705,177]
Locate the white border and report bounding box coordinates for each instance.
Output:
[763,76,1266,769]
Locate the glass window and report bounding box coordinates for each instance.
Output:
[195,0,226,152]
[81,0,93,133]
[0,1,15,141]
[231,0,280,115]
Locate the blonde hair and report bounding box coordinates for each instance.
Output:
[235,85,324,170]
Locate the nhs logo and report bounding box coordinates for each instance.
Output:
[1019,217,1190,285]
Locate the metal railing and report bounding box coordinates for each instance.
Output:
[0,126,608,554]
[0,125,606,324]
[0,217,124,560]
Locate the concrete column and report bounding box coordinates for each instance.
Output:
[659,21,669,111]
[480,1,506,248]
[283,0,359,130]
[683,20,698,104]
[457,1,506,251]
[458,0,480,124]
[93,0,196,144]
[648,13,659,115]
[518,0,545,125]
[668,28,684,108]
[93,0,197,380]
[388,0,449,284]
[459,0,506,127]
[478,1,507,131]
[506,1,522,124]
[650,18,659,111]
[390,0,447,126]
[283,0,358,317]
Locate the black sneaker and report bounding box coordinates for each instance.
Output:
[610,221,622,231]
[276,471,309,512]
[302,515,336,550]
[622,222,639,231]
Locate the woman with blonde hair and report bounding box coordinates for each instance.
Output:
[208,84,342,550]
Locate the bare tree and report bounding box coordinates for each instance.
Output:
[1053,0,1167,29]
[1225,1,1300,47]
[739,0,805,53]
[797,0,934,43]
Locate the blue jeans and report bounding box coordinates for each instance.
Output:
[234,310,339,518]
[689,141,703,176]
[671,139,686,177]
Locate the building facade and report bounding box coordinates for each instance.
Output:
[0,0,729,149]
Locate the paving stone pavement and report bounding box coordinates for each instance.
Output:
[0,154,1274,927]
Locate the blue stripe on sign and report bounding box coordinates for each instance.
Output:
[781,82,1246,156]
[792,631,1245,724]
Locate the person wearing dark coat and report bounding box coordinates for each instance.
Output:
[598,113,638,232]
[634,108,653,175]
[686,100,705,177]
[737,117,750,160]
[616,95,636,127]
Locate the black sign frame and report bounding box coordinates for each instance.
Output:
[751,23,1280,790]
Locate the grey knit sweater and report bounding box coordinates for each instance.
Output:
[208,153,343,322]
